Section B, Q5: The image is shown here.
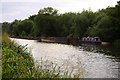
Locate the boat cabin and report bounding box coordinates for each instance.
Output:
[81,36,101,43]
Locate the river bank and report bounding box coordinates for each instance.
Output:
[11,36,120,47]
[2,33,79,78]
[11,36,41,40]
[11,37,120,78]
[11,36,79,45]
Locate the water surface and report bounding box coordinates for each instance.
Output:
[11,38,120,78]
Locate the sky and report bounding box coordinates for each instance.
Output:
[0,0,119,22]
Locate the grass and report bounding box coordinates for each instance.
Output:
[2,33,80,78]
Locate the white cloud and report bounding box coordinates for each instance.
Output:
[0,3,2,23]
[1,0,40,2]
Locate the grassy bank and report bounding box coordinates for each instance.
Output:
[2,33,79,78]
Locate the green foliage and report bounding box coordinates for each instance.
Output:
[2,1,120,41]
[34,14,60,37]
[87,1,120,41]
[2,22,11,33]
[60,12,77,37]
[38,7,58,16]
[88,13,114,41]
[17,19,34,36]
[2,33,34,78]
[28,15,37,21]
[75,11,95,37]
[9,20,21,36]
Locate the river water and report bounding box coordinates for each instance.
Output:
[11,38,120,78]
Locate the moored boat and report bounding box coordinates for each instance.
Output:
[80,36,102,43]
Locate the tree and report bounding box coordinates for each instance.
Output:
[33,7,61,37]
[74,10,95,37]
[38,7,58,16]
[28,15,37,22]
[10,20,21,36]
[34,14,60,37]
[88,12,116,41]
[2,22,11,33]
[17,19,34,36]
[60,12,77,37]
[4,3,120,42]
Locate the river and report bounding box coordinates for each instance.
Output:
[11,38,120,78]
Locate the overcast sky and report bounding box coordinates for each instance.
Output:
[0,0,119,22]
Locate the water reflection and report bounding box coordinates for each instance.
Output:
[11,38,120,78]
[79,43,120,58]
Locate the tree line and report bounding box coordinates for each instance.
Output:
[2,1,120,42]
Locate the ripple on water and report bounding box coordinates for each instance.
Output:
[11,38,120,78]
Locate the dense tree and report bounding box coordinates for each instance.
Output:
[9,20,21,36]
[2,1,120,42]
[87,1,120,41]
[60,12,77,37]
[17,19,34,37]
[28,15,37,22]
[2,22,11,33]
[38,7,58,16]
[34,14,60,37]
[75,10,95,37]
[89,13,114,41]
[34,7,62,37]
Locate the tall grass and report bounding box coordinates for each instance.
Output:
[2,33,80,78]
